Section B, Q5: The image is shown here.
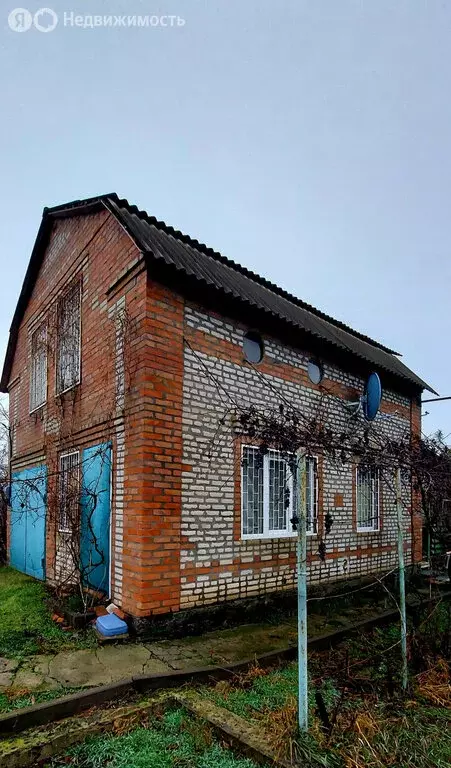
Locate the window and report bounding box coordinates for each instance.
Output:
[30,323,47,412]
[59,451,80,533]
[241,447,318,538]
[243,331,264,364]
[305,456,319,534]
[307,359,323,385]
[57,282,81,394]
[356,465,380,531]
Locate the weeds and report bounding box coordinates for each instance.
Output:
[415,658,451,706]
[202,607,451,768]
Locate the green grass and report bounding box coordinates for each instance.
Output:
[47,708,259,768]
[204,662,339,718]
[0,567,96,659]
[0,686,81,714]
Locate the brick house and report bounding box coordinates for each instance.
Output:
[1,194,433,619]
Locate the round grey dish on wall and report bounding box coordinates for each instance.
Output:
[307,359,323,384]
[243,331,264,364]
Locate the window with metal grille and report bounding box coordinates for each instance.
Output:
[242,447,318,539]
[305,456,318,534]
[30,324,47,412]
[57,282,81,394]
[356,465,380,531]
[59,451,80,533]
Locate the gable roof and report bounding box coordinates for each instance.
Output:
[0,193,435,394]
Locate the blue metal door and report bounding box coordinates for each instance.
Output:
[10,465,47,580]
[80,443,111,593]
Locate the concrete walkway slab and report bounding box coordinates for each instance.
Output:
[96,644,169,676]
[0,658,18,688]
[48,650,116,688]
[144,622,297,669]
[0,601,396,695]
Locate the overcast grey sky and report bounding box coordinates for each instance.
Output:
[1,0,450,436]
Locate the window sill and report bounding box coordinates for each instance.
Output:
[56,380,81,397]
[29,402,46,415]
[356,527,381,534]
[241,532,297,542]
[241,529,319,542]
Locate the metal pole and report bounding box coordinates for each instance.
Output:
[297,454,308,731]
[395,467,408,691]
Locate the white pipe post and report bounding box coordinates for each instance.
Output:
[297,454,308,731]
[395,466,408,691]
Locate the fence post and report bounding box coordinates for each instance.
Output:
[297,454,308,730]
[396,466,408,691]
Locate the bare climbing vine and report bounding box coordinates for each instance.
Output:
[5,302,137,611]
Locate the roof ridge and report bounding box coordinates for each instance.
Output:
[110,194,398,356]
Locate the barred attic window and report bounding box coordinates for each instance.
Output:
[57,282,81,394]
[30,323,47,412]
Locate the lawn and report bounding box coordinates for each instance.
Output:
[0,566,94,659]
[47,708,259,768]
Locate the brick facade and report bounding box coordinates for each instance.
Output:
[4,205,424,619]
[7,209,146,604]
[180,304,421,609]
[120,279,184,616]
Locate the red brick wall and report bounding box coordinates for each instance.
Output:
[120,278,184,616]
[7,208,145,589]
[7,207,186,617]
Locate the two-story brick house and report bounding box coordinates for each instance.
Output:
[1,194,433,619]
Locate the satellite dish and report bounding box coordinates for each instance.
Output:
[362,372,382,421]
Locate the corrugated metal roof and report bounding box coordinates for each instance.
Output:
[105,195,434,393]
[0,193,435,394]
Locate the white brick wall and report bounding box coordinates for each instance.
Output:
[181,304,413,608]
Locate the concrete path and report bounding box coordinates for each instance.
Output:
[0,602,382,694]
[0,621,299,692]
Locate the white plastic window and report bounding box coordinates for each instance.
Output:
[242,446,305,539]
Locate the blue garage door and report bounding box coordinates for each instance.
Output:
[80,443,112,593]
[10,465,47,580]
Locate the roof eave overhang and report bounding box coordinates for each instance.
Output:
[142,251,437,396]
